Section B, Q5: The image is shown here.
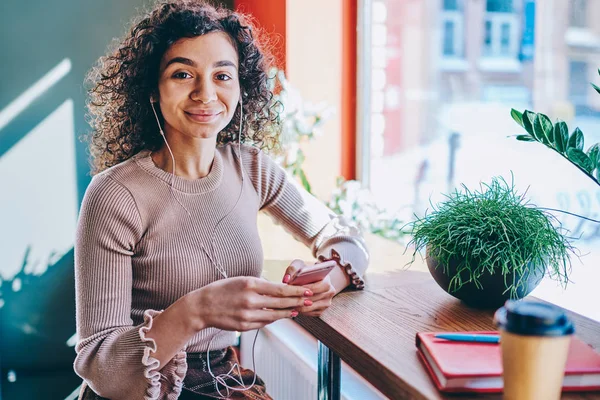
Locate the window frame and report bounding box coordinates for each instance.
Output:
[356,0,373,186]
[441,9,465,58]
[482,11,520,59]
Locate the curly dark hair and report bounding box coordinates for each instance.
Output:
[84,0,281,174]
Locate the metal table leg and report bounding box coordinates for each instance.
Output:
[317,341,341,400]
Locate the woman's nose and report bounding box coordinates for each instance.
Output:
[190,78,217,104]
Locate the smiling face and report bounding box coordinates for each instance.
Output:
[156,31,240,141]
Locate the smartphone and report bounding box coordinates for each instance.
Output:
[288,260,338,286]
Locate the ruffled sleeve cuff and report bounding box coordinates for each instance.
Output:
[139,309,188,400]
[314,216,369,290]
[318,248,366,290]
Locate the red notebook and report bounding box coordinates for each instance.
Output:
[416,331,600,393]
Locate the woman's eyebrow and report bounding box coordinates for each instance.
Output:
[165,57,196,68]
[164,57,237,70]
[213,60,238,70]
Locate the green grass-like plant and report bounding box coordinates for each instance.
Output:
[406,176,575,300]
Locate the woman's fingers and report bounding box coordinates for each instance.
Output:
[254,294,311,310]
[234,277,336,325]
[248,279,334,313]
[252,277,313,298]
[282,259,305,283]
[294,298,332,314]
[300,292,328,303]
[238,308,298,328]
[302,279,330,294]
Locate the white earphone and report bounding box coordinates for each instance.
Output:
[150,94,258,398]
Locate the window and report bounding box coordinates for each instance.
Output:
[441,0,464,58]
[483,0,519,58]
[569,0,587,28]
[565,0,598,48]
[569,61,588,108]
[358,0,600,321]
[500,23,510,51]
[486,0,513,13]
[484,20,492,46]
[568,60,599,116]
[443,21,455,56]
[443,0,460,10]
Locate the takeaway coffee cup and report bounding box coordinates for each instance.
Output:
[494,300,574,400]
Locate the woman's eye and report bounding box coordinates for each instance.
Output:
[172,72,191,79]
[216,74,232,81]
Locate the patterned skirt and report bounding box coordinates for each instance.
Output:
[79,346,273,400]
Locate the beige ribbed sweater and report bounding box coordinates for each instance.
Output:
[73,143,369,400]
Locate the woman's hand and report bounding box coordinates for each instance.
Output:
[282,260,337,317]
[185,276,314,332]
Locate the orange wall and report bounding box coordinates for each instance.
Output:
[234,0,286,69]
[234,0,357,187]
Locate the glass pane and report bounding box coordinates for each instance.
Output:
[486,0,513,13]
[443,0,459,10]
[569,61,589,110]
[484,20,492,48]
[360,0,600,320]
[500,22,510,53]
[443,20,455,56]
[569,0,587,27]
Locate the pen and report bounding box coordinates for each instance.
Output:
[434,333,500,343]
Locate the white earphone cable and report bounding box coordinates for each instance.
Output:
[149,99,225,276]
[150,96,258,398]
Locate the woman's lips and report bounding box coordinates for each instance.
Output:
[185,111,222,123]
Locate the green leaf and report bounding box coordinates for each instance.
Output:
[533,113,552,145]
[587,143,600,166]
[547,123,555,143]
[596,163,600,183]
[554,121,569,153]
[568,128,584,151]
[592,82,600,95]
[516,134,535,142]
[522,110,536,136]
[298,169,312,193]
[510,108,524,127]
[567,148,595,173]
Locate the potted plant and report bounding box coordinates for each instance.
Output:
[406,176,575,309]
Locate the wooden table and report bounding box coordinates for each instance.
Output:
[263,261,600,400]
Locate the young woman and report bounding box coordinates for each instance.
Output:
[74,1,369,399]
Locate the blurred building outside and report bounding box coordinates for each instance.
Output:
[364,0,600,321]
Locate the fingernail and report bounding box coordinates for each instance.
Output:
[291,311,299,318]
[304,299,313,306]
[304,290,313,297]
[283,274,291,284]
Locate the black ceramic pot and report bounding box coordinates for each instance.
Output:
[426,246,544,309]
